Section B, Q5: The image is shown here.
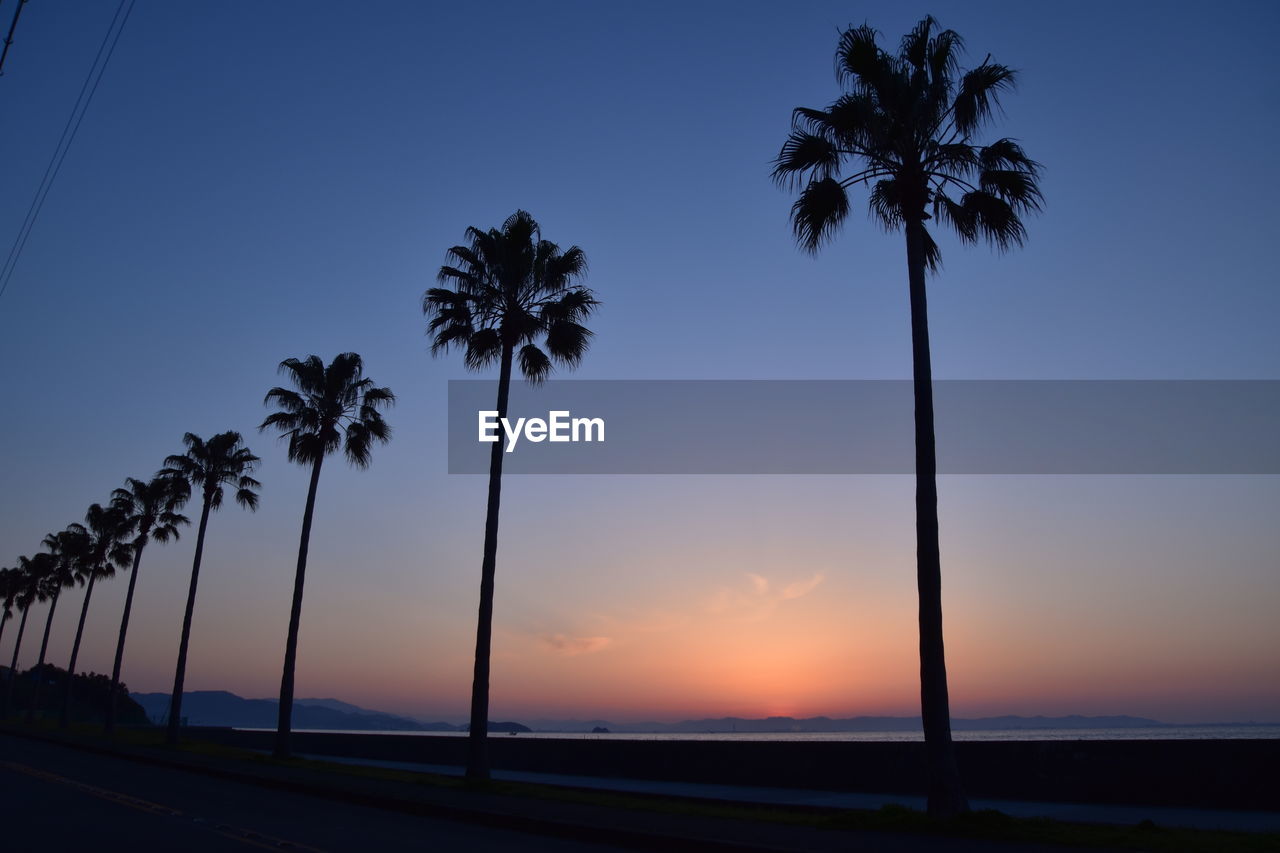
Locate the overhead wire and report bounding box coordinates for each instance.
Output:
[0,0,31,76]
[0,0,136,304]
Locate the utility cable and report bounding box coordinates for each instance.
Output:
[0,0,31,76]
[0,0,135,304]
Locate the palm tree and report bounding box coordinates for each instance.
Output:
[60,504,132,727]
[259,352,394,758]
[2,556,42,718]
[773,17,1042,817]
[104,475,190,734]
[0,567,18,651]
[425,209,597,780]
[27,530,85,721]
[159,431,260,744]
[0,567,23,681]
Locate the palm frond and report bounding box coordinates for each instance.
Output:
[868,177,905,230]
[926,27,963,86]
[773,131,844,186]
[263,387,308,413]
[517,344,553,384]
[933,191,977,243]
[978,168,1043,212]
[920,225,942,272]
[464,328,503,370]
[958,190,1028,250]
[835,24,884,86]
[791,177,851,252]
[954,62,1017,136]
[978,137,1039,172]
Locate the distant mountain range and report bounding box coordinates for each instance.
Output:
[130,690,1199,734]
[521,714,1168,733]
[129,691,534,732]
[130,691,454,731]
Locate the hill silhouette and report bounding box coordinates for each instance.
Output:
[129,690,452,731]
[4,665,149,725]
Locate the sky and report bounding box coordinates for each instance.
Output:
[0,0,1276,725]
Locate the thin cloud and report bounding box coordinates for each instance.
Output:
[540,634,613,656]
[781,573,825,600]
[708,571,827,619]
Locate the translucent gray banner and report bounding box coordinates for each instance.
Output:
[446,380,1280,474]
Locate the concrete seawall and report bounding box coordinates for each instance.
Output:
[192,729,1278,811]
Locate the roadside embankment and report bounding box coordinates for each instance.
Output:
[192,729,1280,811]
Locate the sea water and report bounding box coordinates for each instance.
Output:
[242,724,1280,741]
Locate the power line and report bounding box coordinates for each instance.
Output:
[0,0,136,304]
[0,0,31,76]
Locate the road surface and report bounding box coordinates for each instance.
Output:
[0,733,623,852]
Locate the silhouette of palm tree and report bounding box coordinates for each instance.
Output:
[425,210,597,780]
[104,476,190,734]
[60,503,132,728]
[159,431,261,744]
[0,566,19,651]
[773,16,1042,817]
[3,555,43,718]
[259,352,394,759]
[28,530,85,721]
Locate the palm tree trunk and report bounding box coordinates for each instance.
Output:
[26,591,60,723]
[466,342,514,781]
[905,218,968,818]
[274,454,324,759]
[3,605,31,718]
[0,611,9,653]
[59,574,98,728]
[105,540,146,735]
[167,496,212,745]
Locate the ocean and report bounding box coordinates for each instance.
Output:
[255,724,1280,742]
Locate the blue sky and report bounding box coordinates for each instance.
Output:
[0,1,1276,723]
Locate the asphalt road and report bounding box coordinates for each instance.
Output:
[0,734,624,852]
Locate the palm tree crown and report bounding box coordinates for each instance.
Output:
[160,432,261,511]
[260,353,394,466]
[112,476,190,548]
[39,527,85,596]
[22,553,57,605]
[11,556,42,612]
[81,504,133,583]
[424,209,597,381]
[773,15,1042,260]
[0,567,18,620]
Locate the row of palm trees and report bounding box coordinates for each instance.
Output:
[0,353,394,760]
[4,16,1037,819]
[0,479,184,731]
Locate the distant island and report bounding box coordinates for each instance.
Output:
[522,713,1172,734]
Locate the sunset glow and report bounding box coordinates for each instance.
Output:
[0,2,1276,732]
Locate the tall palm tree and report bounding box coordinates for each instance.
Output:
[28,530,85,721]
[159,431,260,744]
[425,209,597,780]
[2,556,42,718]
[773,17,1042,817]
[104,475,190,734]
[60,504,132,728]
[259,352,394,759]
[0,567,18,651]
